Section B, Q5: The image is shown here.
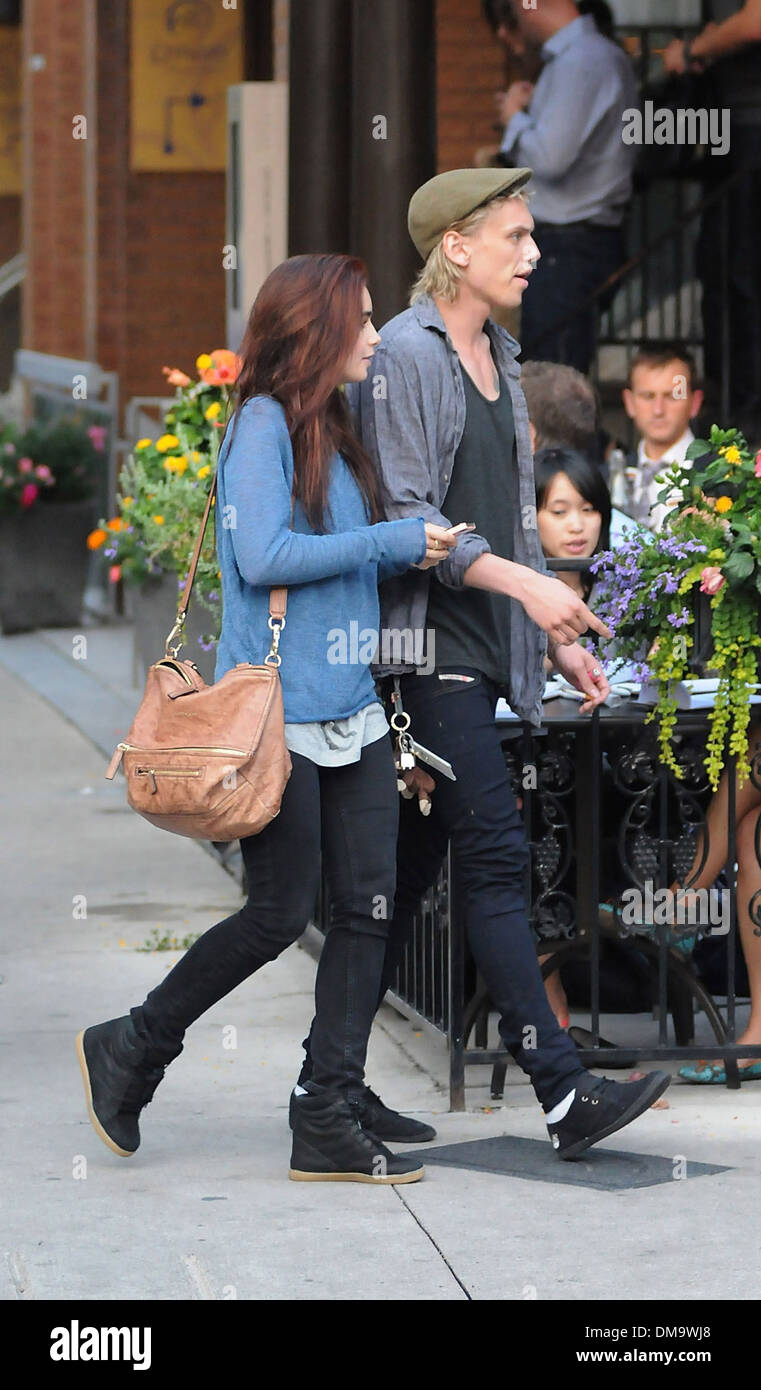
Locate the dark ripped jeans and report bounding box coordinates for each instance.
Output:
[304,668,586,1110]
[130,736,399,1101]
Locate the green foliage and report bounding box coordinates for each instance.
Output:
[0,415,101,513]
[87,358,238,639]
[591,425,761,789]
[137,928,200,953]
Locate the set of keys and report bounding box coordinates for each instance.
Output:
[390,681,456,782]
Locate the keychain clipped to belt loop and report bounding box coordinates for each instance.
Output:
[389,676,457,784]
[390,677,415,771]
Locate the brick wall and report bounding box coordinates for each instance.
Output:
[22,0,92,358]
[436,0,506,172]
[21,0,227,421]
[96,0,226,412]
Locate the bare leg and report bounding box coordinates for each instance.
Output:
[539,955,569,1027]
[688,805,761,1070]
[731,807,761,1063]
[671,719,761,898]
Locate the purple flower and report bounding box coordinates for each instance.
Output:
[666,607,692,629]
[197,634,216,652]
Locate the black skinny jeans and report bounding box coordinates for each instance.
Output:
[130,736,399,1101]
[303,669,587,1110]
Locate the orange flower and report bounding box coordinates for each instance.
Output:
[87,528,107,550]
[199,348,241,386]
[162,366,192,388]
[107,517,124,531]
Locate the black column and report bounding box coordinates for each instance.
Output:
[288,0,353,255]
[349,0,437,325]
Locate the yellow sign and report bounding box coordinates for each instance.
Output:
[0,26,21,196]
[131,0,243,172]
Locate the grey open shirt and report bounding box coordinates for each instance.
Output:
[347,293,549,727]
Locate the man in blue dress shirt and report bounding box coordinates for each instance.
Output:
[498,0,638,372]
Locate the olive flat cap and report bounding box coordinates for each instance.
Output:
[408,167,533,260]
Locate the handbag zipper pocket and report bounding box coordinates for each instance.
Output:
[135,767,202,794]
[107,742,248,781]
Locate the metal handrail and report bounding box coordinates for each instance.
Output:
[589,166,747,340]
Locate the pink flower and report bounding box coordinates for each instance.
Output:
[87,425,108,452]
[108,564,122,583]
[20,482,39,508]
[18,456,34,473]
[700,566,725,595]
[755,455,761,478]
[35,464,53,481]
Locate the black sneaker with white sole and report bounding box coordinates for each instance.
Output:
[548,1070,671,1160]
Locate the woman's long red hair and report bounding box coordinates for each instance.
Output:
[231,254,384,531]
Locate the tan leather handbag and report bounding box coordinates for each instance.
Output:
[106,472,292,841]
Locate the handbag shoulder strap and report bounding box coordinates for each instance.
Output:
[165,420,287,657]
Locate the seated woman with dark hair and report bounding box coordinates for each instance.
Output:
[535,445,611,606]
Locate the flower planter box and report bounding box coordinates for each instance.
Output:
[132,572,217,685]
[0,500,95,634]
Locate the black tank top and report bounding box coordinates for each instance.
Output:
[426,362,516,689]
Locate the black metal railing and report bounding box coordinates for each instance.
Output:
[363,561,758,1108]
[520,21,748,429]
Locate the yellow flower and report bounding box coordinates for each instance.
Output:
[163,454,188,473]
[715,496,733,513]
[191,451,202,463]
[197,464,211,479]
[135,438,152,450]
[153,514,164,525]
[155,433,180,453]
[724,445,741,464]
[204,401,222,421]
[121,496,133,507]
[196,353,212,372]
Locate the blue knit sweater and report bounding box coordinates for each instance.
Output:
[214,396,427,722]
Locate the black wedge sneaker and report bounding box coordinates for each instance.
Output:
[289,1082,436,1144]
[76,1016,170,1156]
[289,1082,425,1184]
[350,1087,436,1144]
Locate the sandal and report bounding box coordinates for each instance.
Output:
[678,1060,761,1084]
[599,902,698,957]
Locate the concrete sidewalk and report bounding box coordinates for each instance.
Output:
[2,627,761,1302]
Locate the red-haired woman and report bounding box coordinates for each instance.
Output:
[77,255,458,1184]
